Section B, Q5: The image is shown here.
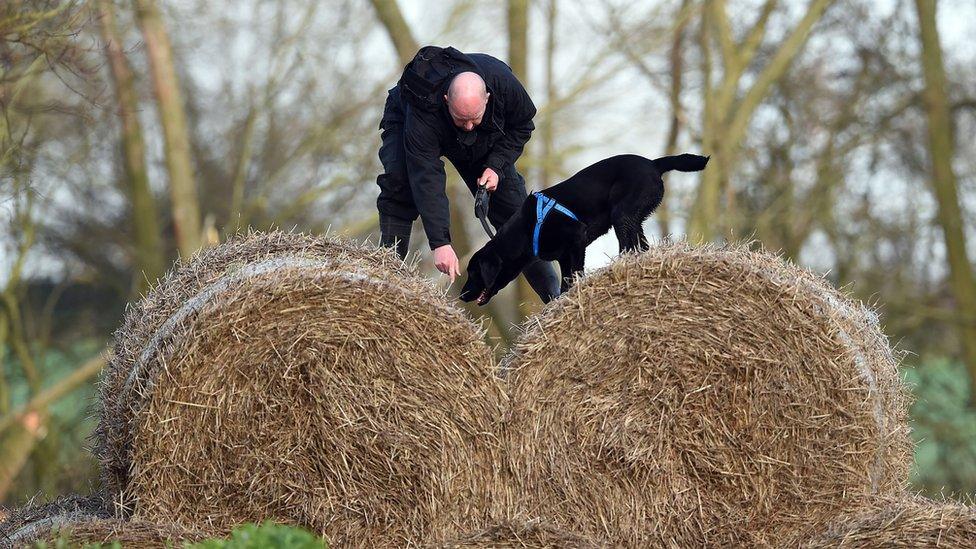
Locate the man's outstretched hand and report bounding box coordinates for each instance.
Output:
[477,167,499,192]
[433,244,461,282]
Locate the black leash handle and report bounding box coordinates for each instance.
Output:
[474,185,495,238]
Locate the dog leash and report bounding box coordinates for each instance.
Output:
[474,185,495,238]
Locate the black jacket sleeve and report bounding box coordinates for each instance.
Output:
[403,109,452,250]
[484,72,537,175]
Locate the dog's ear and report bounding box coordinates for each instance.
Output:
[479,253,503,290]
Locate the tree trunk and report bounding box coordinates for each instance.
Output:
[538,0,557,193]
[507,0,538,320]
[507,0,529,79]
[0,416,41,501]
[0,315,9,416]
[227,102,258,236]
[132,0,202,257]
[690,5,717,242]
[0,179,44,501]
[368,0,418,65]
[914,0,976,395]
[2,182,40,396]
[97,0,165,291]
[659,0,692,238]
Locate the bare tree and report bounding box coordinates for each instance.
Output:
[507,0,529,80]
[537,0,558,193]
[913,0,976,395]
[368,0,419,66]
[0,0,105,500]
[132,0,202,256]
[688,0,835,241]
[96,0,164,291]
[2,1,91,178]
[506,0,539,319]
[659,0,692,237]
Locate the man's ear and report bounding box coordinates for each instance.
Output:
[479,253,502,289]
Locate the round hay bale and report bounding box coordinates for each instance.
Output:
[96,234,507,546]
[433,519,604,548]
[501,242,912,546]
[804,496,976,547]
[95,230,414,495]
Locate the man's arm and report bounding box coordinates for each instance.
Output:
[403,111,452,250]
[484,74,537,175]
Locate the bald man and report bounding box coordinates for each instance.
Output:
[376,47,560,303]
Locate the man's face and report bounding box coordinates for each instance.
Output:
[445,93,489,132]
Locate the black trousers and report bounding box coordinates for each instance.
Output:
[376,124,560,303]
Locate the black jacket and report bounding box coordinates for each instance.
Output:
[384,52,536,249]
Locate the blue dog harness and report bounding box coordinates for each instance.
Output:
[532,192,579,256]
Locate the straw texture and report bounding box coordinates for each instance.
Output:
[94,232,507,546]
[6,518,203,548]
[805,496,976,547]
[95,230,416,497]
[500,242,912,546]
[0,494,108,547]
[433,519,604,548]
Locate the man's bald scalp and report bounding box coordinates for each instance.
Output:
[446,71,487,101]
[445,72,490,123]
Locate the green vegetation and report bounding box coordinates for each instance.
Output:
[188,522,327,549]
[3,340,103,500]
[904,358,976,499]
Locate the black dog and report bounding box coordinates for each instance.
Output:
[460,153,708,305]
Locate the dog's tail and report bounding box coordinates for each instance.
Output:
[652,153,709,174]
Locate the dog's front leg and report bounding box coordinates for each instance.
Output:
[558,244,586,294]
[557,254,572,293]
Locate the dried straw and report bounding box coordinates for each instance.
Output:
[433,519,604,548]
[7,519,203,549]
[0,494,109,547]
[805,496,976,547]
[95,230,415,496]
[500,242,912,546]
[95,232,507,546]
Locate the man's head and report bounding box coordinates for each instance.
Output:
[445,72,489,132]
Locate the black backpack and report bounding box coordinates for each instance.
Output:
[398,46,479,112]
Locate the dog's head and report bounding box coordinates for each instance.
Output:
[460,248,503,306]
